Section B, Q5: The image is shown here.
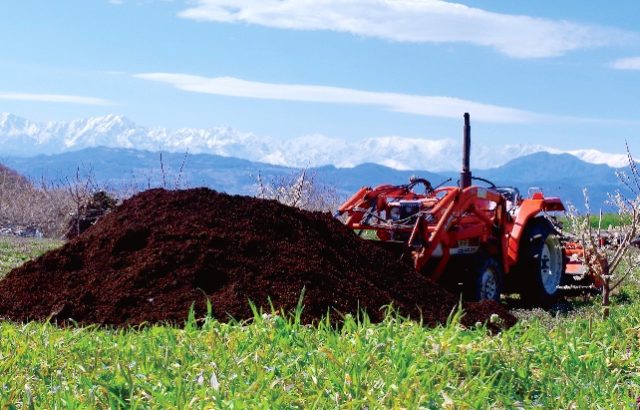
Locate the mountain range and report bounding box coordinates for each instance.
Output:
[0,113,633,210]
[0,113,630,171]
[0,146,629,212]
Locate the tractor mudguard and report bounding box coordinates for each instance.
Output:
[506,196,565,268]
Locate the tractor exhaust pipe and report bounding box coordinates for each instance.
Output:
[460,112,472,189]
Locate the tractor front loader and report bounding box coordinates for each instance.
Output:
[336,113,585,305]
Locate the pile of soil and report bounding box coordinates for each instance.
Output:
[0,188,515,329]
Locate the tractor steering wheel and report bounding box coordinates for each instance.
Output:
[471,176,497,189]
[407,177,433,195]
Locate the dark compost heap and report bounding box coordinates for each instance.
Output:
[0,188,515,329]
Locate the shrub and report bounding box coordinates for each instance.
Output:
[256,169,341,212]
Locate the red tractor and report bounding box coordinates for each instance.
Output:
[337,113,584,305]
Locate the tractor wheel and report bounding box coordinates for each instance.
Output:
[466,256,503,303]
[519,218,564,306]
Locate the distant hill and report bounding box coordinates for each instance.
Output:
[0,147,289,194]
[0,163,31,190]
[480,152,618,185]
[474,152,624,209]
[0,146,629,211]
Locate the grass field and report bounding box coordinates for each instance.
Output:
[558,213,629,232]
[0,237,63,279]
[1,238,639,408]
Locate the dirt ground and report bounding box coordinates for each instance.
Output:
[0,188,515,330]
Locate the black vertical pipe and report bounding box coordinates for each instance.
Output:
[460,113,472,189]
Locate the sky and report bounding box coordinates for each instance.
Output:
[1,0,640,157]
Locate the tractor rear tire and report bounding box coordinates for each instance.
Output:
[519,218,564,306]
[466,256,503,303]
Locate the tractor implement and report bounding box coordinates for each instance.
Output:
[337,113,587,304]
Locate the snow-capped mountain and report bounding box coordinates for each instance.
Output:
[559,149,629,168]
[0,113,629,171]
[0,113,273,159]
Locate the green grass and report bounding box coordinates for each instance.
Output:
[1,303,640,408]
[586,212,633,230]
[594,213,628,229]
[0,237,63,278]
[560,212,630,230]
[0,238,639,408]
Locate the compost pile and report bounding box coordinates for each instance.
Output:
[0,188,515,329]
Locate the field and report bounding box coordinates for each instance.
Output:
[0,238,639,408]
[0,237,63,279]
[558,212,628,231]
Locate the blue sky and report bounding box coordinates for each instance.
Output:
[1,0,640,155]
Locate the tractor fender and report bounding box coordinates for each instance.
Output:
[506,197,565,268]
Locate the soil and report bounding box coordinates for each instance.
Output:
[0,188,515,330]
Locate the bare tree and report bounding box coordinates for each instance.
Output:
[159,152,167,188]
[0,152,195,240]
[256,169,341,212]
[562,143,640,318]
[64,165,98,238]
[0,171,75,238]
[158,151,190,189]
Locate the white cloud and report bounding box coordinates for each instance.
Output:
[135,72,541,123]
[610,56,640,70]
[178,0,633,58]
[0,92,112,106]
